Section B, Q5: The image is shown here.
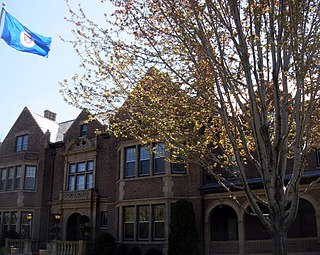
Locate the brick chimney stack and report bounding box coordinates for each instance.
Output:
[44,110,57,121]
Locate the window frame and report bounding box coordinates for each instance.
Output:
[6,167,14,190]
[100,211,108,227]
[154,143,165,175]
[24,165,37,190]
[14,166,22,190]
[80,124,88,137]
[16,134,28,152]
[138,205,150,240]
[123,206,135,241]
[0,168,6,191]
[67,160,94,191]
[316,149,320,167]
[121,204,166,242]
[152,204,165,240]
[139,146,151,176]
[125,147,136,178]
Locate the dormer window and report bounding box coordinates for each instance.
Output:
[16,134,28,152]
[80,124,87,137]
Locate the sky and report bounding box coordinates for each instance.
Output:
[0,0,108,141]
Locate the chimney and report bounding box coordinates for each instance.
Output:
[44,110,57,121]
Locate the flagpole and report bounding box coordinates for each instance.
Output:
[0,2,6,28]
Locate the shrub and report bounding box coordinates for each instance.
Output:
[116,245,129,255]
[115,245,129,255]
[168,199,199,255]
[4,230,20,239]
[128,246,142,255]
[93,232,115,255]
[144,248,163,255]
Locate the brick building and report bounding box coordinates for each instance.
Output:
[0,107,319,254]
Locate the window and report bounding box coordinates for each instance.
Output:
[24,165,37,190]
[153,204,165,239]
[123,207,135,240]
[6,167,14,190]
[171,153,186,174]
[139,146,151,176]
[16,135,28,152]
[171,163,186,174]
[15,166,22,189]
[3,212,9,234]
[122,204,166,241]
[138,206,149,240]
[317,149,320,166]
[154,144,165,174]
[10,212,18,232]
[67,161,94,191]
[125,147,136,178]
[124,143,167,178]
[80,124,87,137]
[101,211,108,227]
[20,212,33,239]
[0,169,6,191]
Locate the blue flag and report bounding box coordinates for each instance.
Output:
[1,11,52,57]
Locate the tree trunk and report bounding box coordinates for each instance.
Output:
[271,228,288,255]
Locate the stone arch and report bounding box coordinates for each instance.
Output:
[288,197,317,238]
[205,199,241,224]
[66,213,82,241]
[242,201,270,240]
[204,200,241,254]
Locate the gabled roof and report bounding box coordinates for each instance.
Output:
[56,120,74,142]
[29,108,76,143]
[29,109,60,143]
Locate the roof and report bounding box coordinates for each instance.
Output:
[30,109,60,143]
[200,170,320,192]
[29,108,75,143]
[56,120,74,142]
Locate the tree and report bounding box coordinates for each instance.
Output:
[61,1,320,254]
[168,199,199,255]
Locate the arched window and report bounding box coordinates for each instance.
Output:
[244,203,270,240]
[288,198,317,238]
[210,205,238,241]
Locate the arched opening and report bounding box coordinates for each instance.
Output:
[288,198,317,238]
[210,204,238,241]
[244,203,270,240]
[66,213,81,241]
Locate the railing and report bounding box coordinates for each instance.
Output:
[59,189,93,201]
[4,239,87,255]
[50,240,86,255]
[4,238,32,254]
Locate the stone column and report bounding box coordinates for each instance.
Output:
[316,213,320,243]
[238,219,245,255]
[23,239,33,255]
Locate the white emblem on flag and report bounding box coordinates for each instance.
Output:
[20,31,35,48]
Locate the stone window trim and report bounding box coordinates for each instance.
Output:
[121,203,166,242]
[118,142,187,180]
[0,210,34,239]
[66,160,95,191]
[0,164,37,192]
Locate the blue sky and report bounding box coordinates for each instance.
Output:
[0,0,108,141]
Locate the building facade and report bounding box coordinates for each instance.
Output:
[0,107,319,254]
